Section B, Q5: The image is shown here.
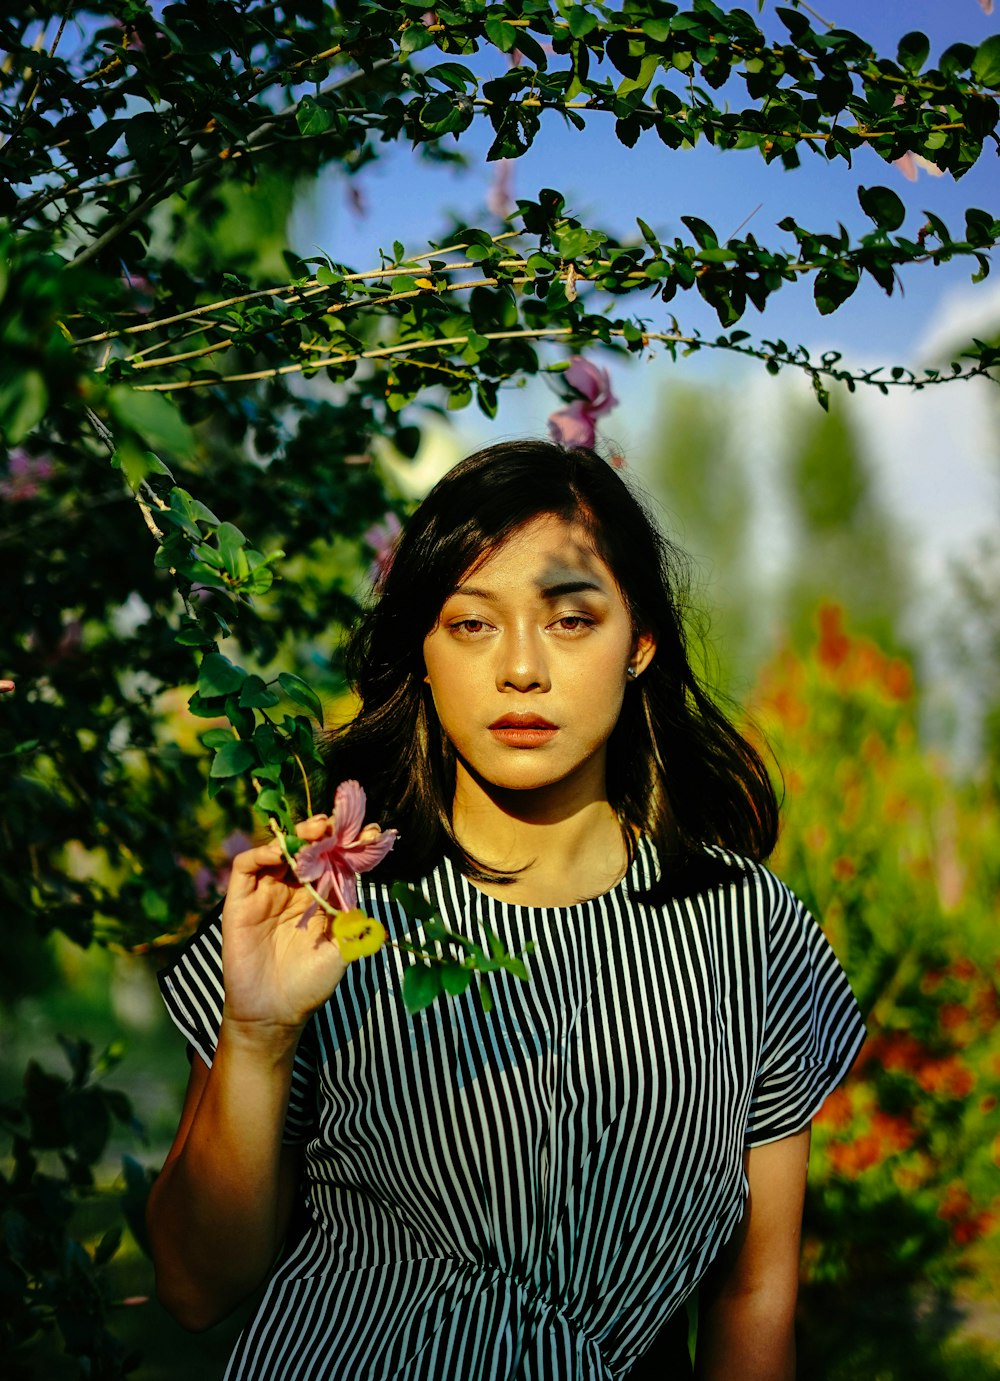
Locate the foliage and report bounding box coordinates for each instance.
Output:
[750,606,1000,1370]
[0,1038,151,1380]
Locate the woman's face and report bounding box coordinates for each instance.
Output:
[422,514,655,807]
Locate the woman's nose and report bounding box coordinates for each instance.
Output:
[495,627,550,692]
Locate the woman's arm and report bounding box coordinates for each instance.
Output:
[146,1037,302,1331]
[694,1127,810,1381]
[147,820,351,1331]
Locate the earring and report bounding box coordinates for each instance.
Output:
[626,665,637,679]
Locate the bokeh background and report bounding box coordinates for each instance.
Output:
[2,1,999,1377]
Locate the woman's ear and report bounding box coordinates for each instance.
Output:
[630,630,657,679]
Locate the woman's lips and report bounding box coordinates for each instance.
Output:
[489,716,558,748]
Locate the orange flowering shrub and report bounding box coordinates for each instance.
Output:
[749,606,1000,1304]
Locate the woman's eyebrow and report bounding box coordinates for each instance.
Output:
[450,578,606,601]
[539,579,605,599]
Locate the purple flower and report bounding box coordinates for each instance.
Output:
[293,780,398,924]
[547,357,618,449]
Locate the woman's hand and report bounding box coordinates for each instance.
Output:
[220,816,351,1034]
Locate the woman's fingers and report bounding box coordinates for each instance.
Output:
[229,840,286,878]
[295,815,330,842]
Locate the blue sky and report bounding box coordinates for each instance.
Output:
[291,2,999,610]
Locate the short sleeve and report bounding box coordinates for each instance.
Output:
[745,874,866,1148]
[157,909,318,1146]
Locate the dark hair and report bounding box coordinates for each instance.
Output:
[322,439,778,900]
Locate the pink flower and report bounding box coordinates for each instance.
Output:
[547,357,618,449]
[0,450,54,502]
[893,151,944,182]
[293,780,397,924]
[364,512,403,585]
[0,680,14,694]
[487,158,516,220]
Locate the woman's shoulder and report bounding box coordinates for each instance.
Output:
[635,837,789,906]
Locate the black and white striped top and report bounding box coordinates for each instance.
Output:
[159,841,865,1380]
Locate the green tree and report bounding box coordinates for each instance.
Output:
[639,382,764,687]
[781,394,910,649]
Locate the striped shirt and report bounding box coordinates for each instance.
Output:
[159,841,865,1380]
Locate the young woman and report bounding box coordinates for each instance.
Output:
[148,439,865,1380]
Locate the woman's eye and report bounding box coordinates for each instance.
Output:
[452,618,489,635]
[553,615,593,632]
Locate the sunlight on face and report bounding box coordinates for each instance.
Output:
[422,515,655,808]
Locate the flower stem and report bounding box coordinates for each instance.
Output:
[267,818,337,919]
[292,752,314,817]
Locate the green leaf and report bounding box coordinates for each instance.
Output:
[680,215,719,249]
[642,18,674,43]
[390,881,438,922]
[277,672,324,726]
[215,521,247,576]
[255,787,288,814]
[896,31,929,75]
[0,369,47,445]
[636,217,660,247]
[858,185,905,232]
[124,110,163,169]
[239,674,280,708]
[554,225,593,259]
[210,739,256,778]
[567,9,598,39]
[197,653,246,697]
[972,34,1000,87]
[201,728,237,748]
[402,962,444,1013]
[400,22,436,55]
[814,262,860,315]
[107,386,193,457]
[441,963,473,997]
[296,95,333,137]
[617,53,660,100]
[485,17,519,52]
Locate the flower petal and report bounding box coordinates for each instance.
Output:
[564,355,605,403]
[548,401,596,449]
[332,779,367,844]
[343,830,398,874]
[327,867,356,913]
[293,836,335,882]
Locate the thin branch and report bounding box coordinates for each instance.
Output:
[106,274,535,372]
[119,323,998,395]
[70,183,168,268]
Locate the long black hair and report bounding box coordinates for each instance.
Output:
[322,439,779,900]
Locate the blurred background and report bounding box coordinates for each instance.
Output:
[2,1,998,1377]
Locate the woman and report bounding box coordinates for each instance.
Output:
[148,440,865,1379]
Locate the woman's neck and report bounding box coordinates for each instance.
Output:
[451,766,631,907]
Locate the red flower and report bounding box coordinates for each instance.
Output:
[816,604,850,670]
